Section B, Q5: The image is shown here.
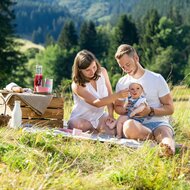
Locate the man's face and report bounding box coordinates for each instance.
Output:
[117,54,139,76]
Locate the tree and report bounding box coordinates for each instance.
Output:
[79,20,98,55]
[58,20,78,50]
[114,14,138,46]
[167,6,183,27]
[139,9,160,68]
[31,44,78,89]
[107,14,138,74]
[0,0,25,88]
[45,33,55,47]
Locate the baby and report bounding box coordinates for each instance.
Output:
[106,82,147,138]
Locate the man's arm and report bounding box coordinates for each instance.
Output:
[135,93,174,117]
[154,93,174,116]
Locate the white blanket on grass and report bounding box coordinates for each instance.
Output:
[22,126,145,149]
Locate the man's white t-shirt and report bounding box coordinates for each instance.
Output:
[116,69,170,124]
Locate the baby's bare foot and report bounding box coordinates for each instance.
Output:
[116,135,122,139]
[106,120,117,129]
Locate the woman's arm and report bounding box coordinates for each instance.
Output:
[101,67,114,117]
[72,68,129,108]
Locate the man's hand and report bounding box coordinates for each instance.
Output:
[134,105,151,117]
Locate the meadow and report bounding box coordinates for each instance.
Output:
[0,86,189,189]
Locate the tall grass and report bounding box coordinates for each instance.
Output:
[0,86,189,189]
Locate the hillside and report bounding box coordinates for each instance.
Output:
[58,0,190,23]
[57,0,139,23]
[14,0,190,43]
[15,39,44,52]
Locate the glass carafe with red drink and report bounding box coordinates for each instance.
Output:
[34,65,43,92]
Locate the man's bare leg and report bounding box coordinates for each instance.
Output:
[153,126,175,156]
[123,119,153,140]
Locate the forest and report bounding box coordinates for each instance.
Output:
[1,0,190,91]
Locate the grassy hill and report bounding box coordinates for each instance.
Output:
[15,38,44,52]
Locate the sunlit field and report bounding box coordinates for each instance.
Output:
[0,86,189,189]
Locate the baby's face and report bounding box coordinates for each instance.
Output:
[129,83,143,99]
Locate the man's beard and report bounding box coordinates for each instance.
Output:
[132,62,139,76]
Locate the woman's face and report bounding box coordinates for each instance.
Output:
[129,83,143,99]
[80,61,97,79]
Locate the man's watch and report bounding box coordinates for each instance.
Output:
[148,107,155,116]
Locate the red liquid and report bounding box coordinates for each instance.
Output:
[34,74,43,91]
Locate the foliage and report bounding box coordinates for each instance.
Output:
[0,0,26,88]
[29,45,78,89]
[58,20,78,50]
[138,9,160,68]
[79,20,98,55]
[107,14,139,74]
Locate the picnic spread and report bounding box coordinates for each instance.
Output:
[1,90,53,115]
[0,80,64,128]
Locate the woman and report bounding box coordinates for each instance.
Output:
[68,50,128,134]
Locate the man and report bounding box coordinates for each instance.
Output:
[114,44,175,156]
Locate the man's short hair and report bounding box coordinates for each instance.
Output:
[115,44,136,60]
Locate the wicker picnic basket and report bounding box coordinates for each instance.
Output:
[0,95,11,127]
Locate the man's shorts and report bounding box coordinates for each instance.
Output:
[143,121,174,136]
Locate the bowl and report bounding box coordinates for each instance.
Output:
[36,86,49,93]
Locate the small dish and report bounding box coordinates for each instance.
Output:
[36,86,49,93]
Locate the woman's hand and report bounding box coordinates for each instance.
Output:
[117,89,129,99]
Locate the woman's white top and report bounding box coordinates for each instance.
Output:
[69,72,108,128]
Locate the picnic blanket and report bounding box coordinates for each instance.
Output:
[22,126,145,148]
[3,92,53,115]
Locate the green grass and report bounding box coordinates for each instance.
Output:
[15,38,45,52]
[0,86,189,189]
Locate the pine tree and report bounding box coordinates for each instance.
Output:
[139,9,160,68]
[107,14,139,74]
[79,20,98,54]
[0,0,25,88]
[114,14,138,46]
[58,20,78,50]
[45,33,55,47]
